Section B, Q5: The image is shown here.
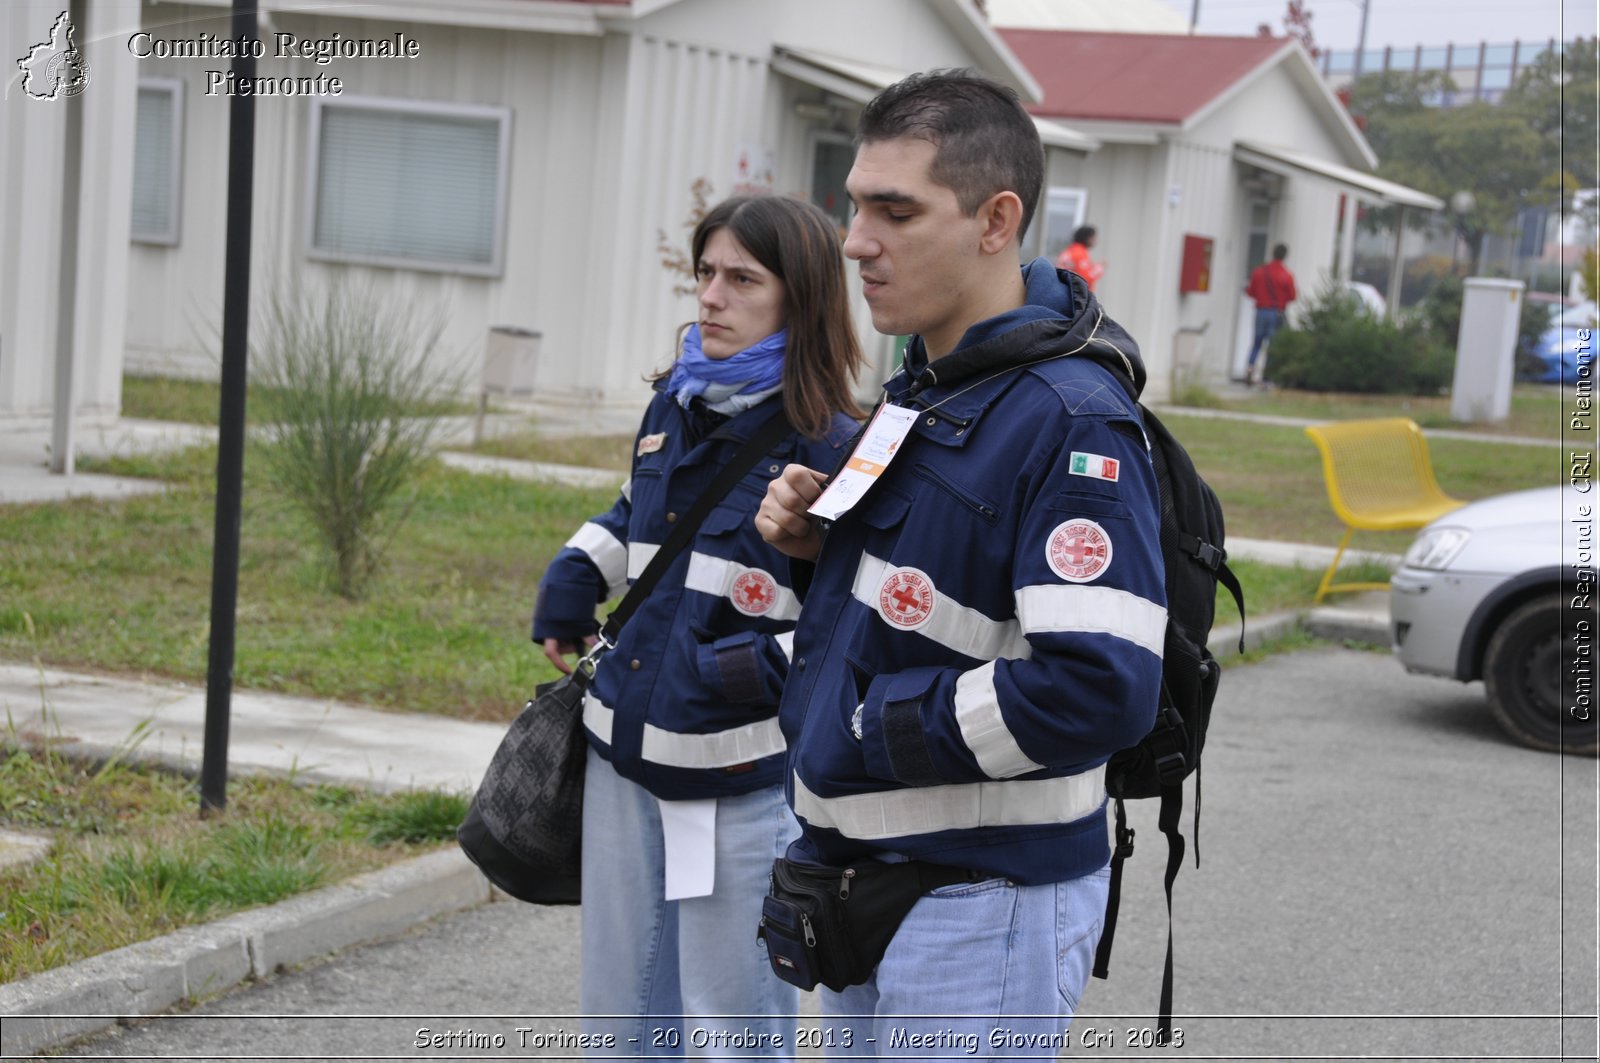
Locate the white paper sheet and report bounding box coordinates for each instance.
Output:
[659,797,717,901]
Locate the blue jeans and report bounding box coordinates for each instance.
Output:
[821,867,1111,1061]
[580,748,799,1058]
[1248,307,1284,368]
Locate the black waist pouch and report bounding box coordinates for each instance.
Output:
[756,856,979,991]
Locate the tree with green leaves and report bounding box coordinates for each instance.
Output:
[1503,37,1597,191]
[1344,68,1571,269]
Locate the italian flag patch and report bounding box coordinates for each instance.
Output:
[1069,451,1120,482]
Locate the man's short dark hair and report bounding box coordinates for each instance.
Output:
[1072,225,1096,245]
[856,69,1045,240]
[1272,243,1289,260]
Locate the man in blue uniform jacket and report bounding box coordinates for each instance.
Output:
[756,70,1166,1046]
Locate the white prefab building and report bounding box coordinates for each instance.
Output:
[999,29,1442,398]
[4,0,1101,429]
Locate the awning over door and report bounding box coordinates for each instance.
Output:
[1235,139,1443,210]
[774,47,1099,153]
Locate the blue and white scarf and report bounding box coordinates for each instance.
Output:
[664,325,786,414]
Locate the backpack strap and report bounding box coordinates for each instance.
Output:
[1155,781,1186,1046]
[1178,533,1246,654]
[1091,797,1134,981]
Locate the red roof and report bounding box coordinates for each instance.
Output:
[999,29,1287,125]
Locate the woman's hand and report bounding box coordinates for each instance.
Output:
[543,636,599,675]
[757,464,828,561]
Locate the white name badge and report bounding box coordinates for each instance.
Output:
[807,403,918,522]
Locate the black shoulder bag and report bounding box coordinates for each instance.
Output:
[457,408,796,904]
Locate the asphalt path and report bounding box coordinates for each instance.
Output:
[55,647,1598,1063]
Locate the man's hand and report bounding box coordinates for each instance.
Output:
[757,464,828,561]
[543,635,598,675]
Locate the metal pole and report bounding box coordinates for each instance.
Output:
[201,0,259,815]
[1189,0,1201,34]
[1385,205,1406,320]
[1353,0,1371,77]
[49,0,88,477]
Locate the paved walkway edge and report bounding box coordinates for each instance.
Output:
[0,848,492,1058]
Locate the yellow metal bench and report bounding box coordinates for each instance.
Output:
[1303,417,1465,603]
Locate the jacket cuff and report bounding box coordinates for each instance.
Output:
[858,667,945,787]
[531,581,603,642]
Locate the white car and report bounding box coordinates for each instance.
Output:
[1390,485,1596,755]
[1341,280,1387,317]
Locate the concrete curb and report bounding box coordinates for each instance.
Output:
[0,848,492,1058]
[1303,605,1391,646]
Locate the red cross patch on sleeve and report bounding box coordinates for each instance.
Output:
[1046,519,1113,583]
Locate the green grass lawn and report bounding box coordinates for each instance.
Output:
[1166,412,1563,553]
[4,445,615,721]
[0,744,466,982]
[1179,383,1568,441]
[474,431,636,472]
[120,373,476,425]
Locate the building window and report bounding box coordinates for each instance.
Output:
[307,96,511,276]
[1034,187,1087,260]
[131,78,183,245]
[810,132,855,231]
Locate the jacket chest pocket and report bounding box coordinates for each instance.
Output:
[910,461,1000,525]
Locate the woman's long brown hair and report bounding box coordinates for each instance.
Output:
[682,195,865,437]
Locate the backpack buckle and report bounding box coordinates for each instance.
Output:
[1155,750,1188,785]
[1193,541,1223,570]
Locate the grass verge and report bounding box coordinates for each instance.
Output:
[0,741,466,983]
[1179,383,1567,441]
[6,444,617,720]
[1165,412,1563,552]
[120,373,476,426]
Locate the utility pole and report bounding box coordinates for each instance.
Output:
[1190,0,1201,34]
[1353,0,1372,77]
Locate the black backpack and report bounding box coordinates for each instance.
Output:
[1092,402,1245,1045]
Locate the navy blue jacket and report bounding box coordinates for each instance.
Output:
[779,261,1166,884]
[534,389,855,800]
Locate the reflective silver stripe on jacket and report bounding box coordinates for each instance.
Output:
[584,692,785,769]
[627,541,660,581]
[851,553,1030,661]
[953,660,1045,779]
[775,631,795,661]
[791,764,1107,841]
[1015,583,1166,656]
[683,553,802,621]
[566,522,627,598]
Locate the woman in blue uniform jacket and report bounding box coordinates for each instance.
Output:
[533,195,862,1053]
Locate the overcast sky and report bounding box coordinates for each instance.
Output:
[1157,0,1597,52]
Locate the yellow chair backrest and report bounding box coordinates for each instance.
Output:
[1304,417,1463,532]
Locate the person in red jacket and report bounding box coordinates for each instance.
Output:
[1244,243,1296,384]
[1055,224,1104,290]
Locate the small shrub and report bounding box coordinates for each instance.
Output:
[1267,282,1453,394]
[1579,247,1599,312]
[251,283,463,599]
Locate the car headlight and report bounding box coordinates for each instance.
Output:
[1402,527,1471,570]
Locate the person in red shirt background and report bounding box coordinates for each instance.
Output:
[1056,224,1104,291]
[1244,243,1296,384]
